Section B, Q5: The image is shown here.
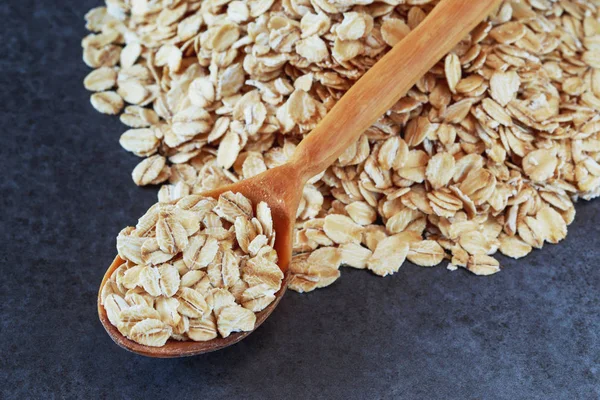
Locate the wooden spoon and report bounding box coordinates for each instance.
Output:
[99,0,502,357]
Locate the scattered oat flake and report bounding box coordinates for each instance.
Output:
[367,234,409,277]
[444,54,461,94]
[407,240,445,267]
[90,91,123,114]
[323,214,363,244]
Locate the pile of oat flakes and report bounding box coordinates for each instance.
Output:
[83,0,600,294]
[103,191,283,346]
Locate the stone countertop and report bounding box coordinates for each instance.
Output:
[1,1,599,398]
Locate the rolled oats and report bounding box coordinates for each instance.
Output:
[102,192,281,345]
[86,0,600,298]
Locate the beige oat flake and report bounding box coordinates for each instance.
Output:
[90,91,123,115]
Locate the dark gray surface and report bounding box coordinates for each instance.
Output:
[1,1,600,399]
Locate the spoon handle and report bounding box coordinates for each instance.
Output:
[290,0,501,182]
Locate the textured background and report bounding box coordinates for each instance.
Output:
[1,1,600,399]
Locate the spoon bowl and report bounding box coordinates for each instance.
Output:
[98,164,303,357]
[98,0,502,357]
[99,257,289,357]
